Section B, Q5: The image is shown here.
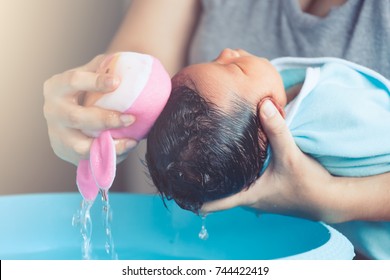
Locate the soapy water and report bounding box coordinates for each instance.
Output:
[198,214,209,240]
[72,190,118,260]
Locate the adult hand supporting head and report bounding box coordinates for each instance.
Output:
[202,100,339,222]
[43,54,138,166]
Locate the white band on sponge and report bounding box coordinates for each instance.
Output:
[95,52,153,112]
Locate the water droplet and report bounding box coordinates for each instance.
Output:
[105,242,110,254]
[100,189,108,201]
[72,210,80,227]
[198,214,209,240]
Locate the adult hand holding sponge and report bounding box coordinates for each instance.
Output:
[76,52,171,201]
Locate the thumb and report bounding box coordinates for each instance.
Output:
[258,99,297,159]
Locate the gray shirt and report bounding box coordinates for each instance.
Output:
[189,0,390,78]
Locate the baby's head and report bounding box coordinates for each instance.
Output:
[146,49,286,213]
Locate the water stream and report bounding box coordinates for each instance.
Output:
[72,190,118,259]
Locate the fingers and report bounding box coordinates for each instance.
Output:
[114,138,138,158]
[53,103,135,131]
[48,127,93,165]
[45,101,136,163]
[43,54,139,166]
[45,71,120,98]
[258,100,298,161]
[49,124,137,166]
[43,54,119,99]
[201,189,250,214]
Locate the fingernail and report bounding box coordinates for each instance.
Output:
[104,76,119,88]
[120,114,135,126]
[261,100,276,118]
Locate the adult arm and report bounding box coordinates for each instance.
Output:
[43,0,200,165]
[108,0,200,75]
[202,100,390,224]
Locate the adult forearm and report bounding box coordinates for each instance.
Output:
[106,0,200,76]
[329,173,390,223]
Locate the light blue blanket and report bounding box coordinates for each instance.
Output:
[270,57,390,177]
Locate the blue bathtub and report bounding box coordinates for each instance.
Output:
[0,193,354,259]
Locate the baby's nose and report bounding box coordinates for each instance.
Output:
[215,48,241,63]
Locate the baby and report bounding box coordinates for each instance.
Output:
[145,48,390,213]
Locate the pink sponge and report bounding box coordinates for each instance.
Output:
[76,52,171,201]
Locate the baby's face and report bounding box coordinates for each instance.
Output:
[172,49,287,110]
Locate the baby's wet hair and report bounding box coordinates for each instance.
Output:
[146,85,268,213]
